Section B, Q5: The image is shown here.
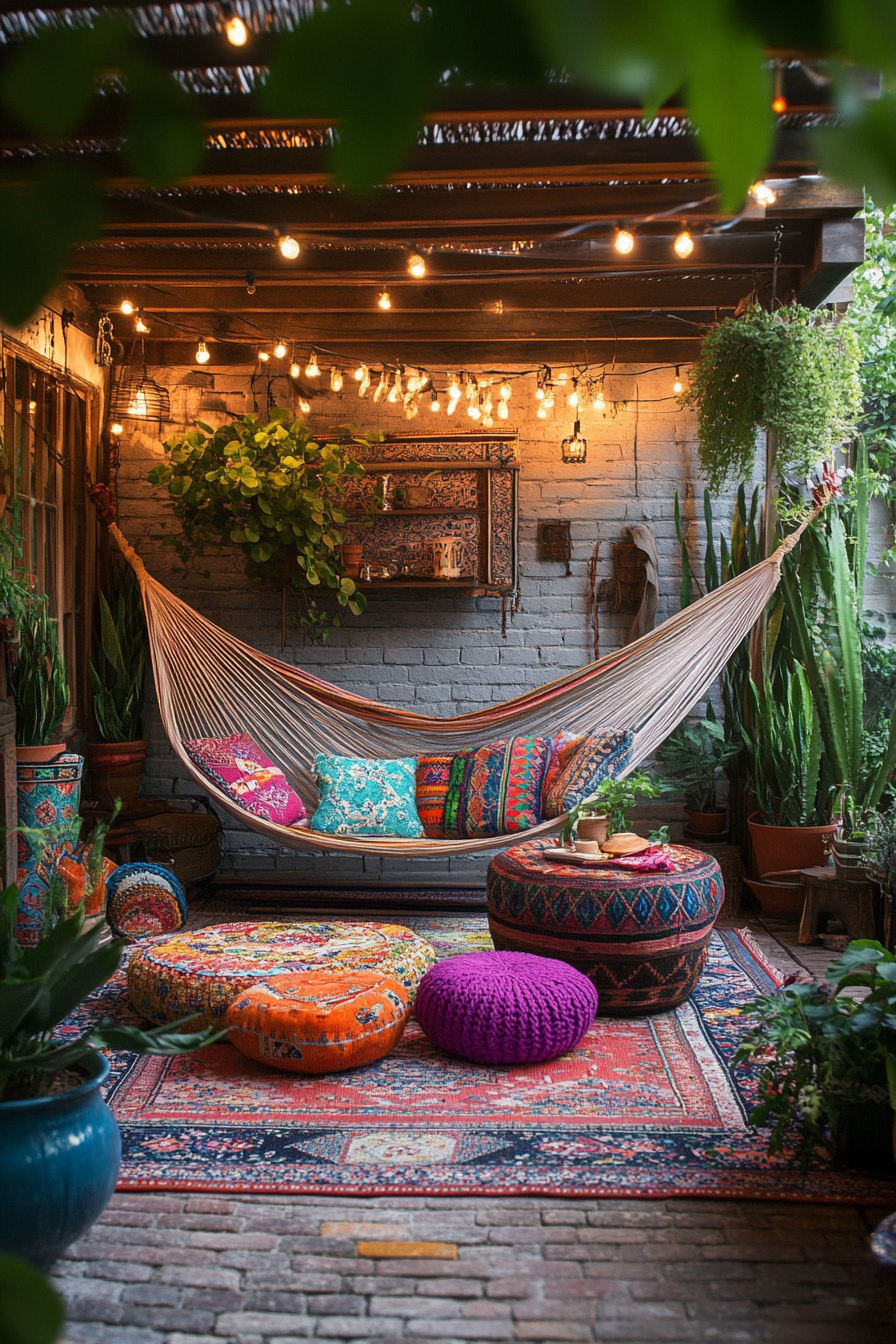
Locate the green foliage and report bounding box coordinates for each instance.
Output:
[735,940,896,1171]
[842,203,896,480]
[865,809,896,895]
[681,305,862,491]
[90,563,148,743]
[560,771,665,846]
[148,410,368,642]
[0,522,68,747]
[656,707,741,813]
[743,664,826,827]
[0,1254,65,1344]
[0,880,224,1103]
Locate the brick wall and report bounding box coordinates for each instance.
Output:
[112,364,781,882]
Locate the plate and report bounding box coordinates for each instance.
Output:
[541,846,606,866]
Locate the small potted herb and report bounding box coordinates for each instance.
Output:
[657,708,741,835]
[560,771,664,848]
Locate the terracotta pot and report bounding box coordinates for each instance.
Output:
[685,809,727,836]
[86,739,148,807]
[339,543,363,580]
[747,812,836,878]
[16,743,67,765]
[743,877,805,922]
[577,814,609,845]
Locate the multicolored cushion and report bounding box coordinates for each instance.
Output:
[415,754,455,838]
[311,755,424,837]
[106,862,188,939]
[127,920,437,1028]
[542,728,634,818]
[542,731,580,808]
[184,733,306,828]
[443,736,549,840]
[226,969,410,1074]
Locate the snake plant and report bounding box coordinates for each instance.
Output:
[89,563,148,743]
[8,591,69,748]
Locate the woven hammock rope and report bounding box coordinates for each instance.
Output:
[109,509,818,858]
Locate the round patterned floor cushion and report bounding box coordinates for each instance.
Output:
[106,863,187,939]
[415,950,598,1065]
[226,969,410,1074]
[127,920,437,1028]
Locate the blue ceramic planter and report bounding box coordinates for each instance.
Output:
[0,1052,121,1268]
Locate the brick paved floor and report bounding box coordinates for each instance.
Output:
[53,916,896,1344]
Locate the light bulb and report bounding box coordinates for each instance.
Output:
[406,375,419,394]
[405,400,419,419]
[749,181,777,207]
[298,397,311,414]
[567,388,579,408]
[330,367,343,392]
[258,350,270,362]
[772,94,787,114]
[135,312,150,333]
[407,252,426,278]
[358,366,371,396]
[592,391,605,412]
[468,403,481,420]
[224,14,248,46]
[127,390,148,417]
[273,339,287,359]
[497,400,508,420]
[195,341,210,364]
[673,366,683,395]
[614,228,635,255]
[535,386,545,402]
[387,370,402,403]
[120,299,134,315]
[279,234,300,260]
[430,391,441,412]
[537,404,547,419]
[378,291,392,310]
[290,362,301,379]
[556,371,568,387]
[543,391,554,410]
[373,372,387,403]
[110,422,124,436]
[305,352,320,378]
[673,230,694,259]
[499,382,512,401]
[482,413,494,428]
[353,364,365,381]
[446,396,459,417]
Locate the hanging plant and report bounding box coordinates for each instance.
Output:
[148,410,367,641]
[681,304,862,491]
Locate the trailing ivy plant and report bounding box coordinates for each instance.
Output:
[149,410,367,642]
[680,305,861,492]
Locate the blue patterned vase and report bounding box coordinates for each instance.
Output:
[16,752,84,945]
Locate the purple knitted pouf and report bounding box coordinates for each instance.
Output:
[415,951,598,1065]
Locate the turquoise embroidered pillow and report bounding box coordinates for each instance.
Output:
[311,755,425,838]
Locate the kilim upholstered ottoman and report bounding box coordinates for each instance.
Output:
[127,921,436,1029]
[486,842,723,1016]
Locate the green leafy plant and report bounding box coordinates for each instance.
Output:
[743,665,826,827]
[560,771,664,846]
[0,1254,64,1344]
[0,880,223,1103]
[90,562,148,743]
[148,410,368,642]
[680,305,861,492]
[0,517,68,747]
[656,706,741,813]
[865,809,896,898]
[735,940,896,1172]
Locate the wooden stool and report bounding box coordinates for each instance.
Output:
[797,866,879,945]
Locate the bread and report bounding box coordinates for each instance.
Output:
[600,832,650,857]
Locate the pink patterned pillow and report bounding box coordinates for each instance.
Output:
[184,733,307,828]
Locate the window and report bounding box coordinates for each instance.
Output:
[2,346,98,731]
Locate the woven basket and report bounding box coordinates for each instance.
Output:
[131,812,221,884]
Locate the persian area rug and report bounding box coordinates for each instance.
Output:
[195,884,487,914]
[66,917,896,1203]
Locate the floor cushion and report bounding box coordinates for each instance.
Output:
[184,732,306,827]
[226,969,410,1074]
[542,728,634,818]
[443,736,549,839]
[415,950,598,1064]
[127,920,437,1028]
[415,754,455,838]
[311,755,424,837]
[106,862,187,939]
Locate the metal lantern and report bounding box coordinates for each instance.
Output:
[109,367,170,428]
[561,418,587,464]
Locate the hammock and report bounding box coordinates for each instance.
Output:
[106,510,818,859]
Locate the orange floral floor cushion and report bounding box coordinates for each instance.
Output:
[226,969,410,1074]
[127,920,437,1029]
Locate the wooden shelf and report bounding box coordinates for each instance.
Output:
[360,459,519,473]
[351,506,484,518]
[358,579,512,596]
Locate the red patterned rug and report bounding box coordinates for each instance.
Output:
[66,917,896,1202]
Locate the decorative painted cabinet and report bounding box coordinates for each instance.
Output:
[341,432,519,597]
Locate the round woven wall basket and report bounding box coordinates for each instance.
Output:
[131,812,221,884]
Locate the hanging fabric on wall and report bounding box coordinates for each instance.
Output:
[626,524,659,644]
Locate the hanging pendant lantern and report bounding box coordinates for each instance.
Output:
[561,418,587,464]
[109,366,170,428]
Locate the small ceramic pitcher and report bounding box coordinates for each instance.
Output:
[433,537,461,579]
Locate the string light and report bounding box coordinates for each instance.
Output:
[354,363,367,381]
[305,351,320,378]
[406,374,420,394]
[543,389,555,410]
[110,422,124,436]
[499,382,512,402]
[614,228,635,255]
[567,379,579,409]
[135,310,150,333]
[224,13,248,45]
[592,383,606,412]
[407,252,426,278]
[258,349,270,362]
[279,235,300,260]
[195,341,210,364]
[373,371,387,403]
[556,371,568,387]
[772,65,787,114]
[749,181,777,206]
[358,366,371,396]
[673,229,694,259]
[120,300,134,315]
[290,361,301,379]
[537,403,547,420]
[378,291,392,310]
[468,401,481,420]
[673,366,683,395]
[330,367,343,392]
[387,368,403,403]
[298,397,311,414]
[273,339,287,359]
[430,389,441,412]
[561,419,588,465]
[497,399,509,420]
